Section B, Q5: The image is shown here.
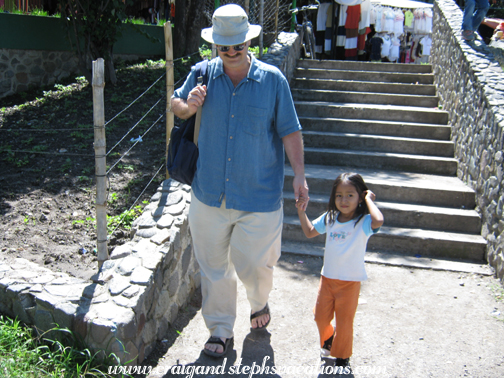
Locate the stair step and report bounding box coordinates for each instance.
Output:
[281,240,492,275]
[295,101,448,124]
[283,58,486,267]
[302,131,454,157]
[299,117,451,140]
[303,147,458,175]
[282,218,487,261]
[295,68,434,84]
[292,89,439,107]
[296,59,434,73]
[293,78,437,96]
[283,192,481,234]
[284,165,476,208]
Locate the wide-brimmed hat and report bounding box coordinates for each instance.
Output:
[201,4,262,46]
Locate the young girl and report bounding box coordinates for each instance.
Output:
[296,172,384,368]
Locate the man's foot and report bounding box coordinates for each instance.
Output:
[203,336,233,358]
[462,30,475,41]
[250,303,270,329]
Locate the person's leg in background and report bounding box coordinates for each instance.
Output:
[472,0,490,31]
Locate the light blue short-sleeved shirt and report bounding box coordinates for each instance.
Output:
[313,213,380,281]
[172,55,301,212]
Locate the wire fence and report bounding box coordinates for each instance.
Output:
[0,37,200,269]
[203,0,295,44]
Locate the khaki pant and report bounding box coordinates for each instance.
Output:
[314,276,361,359]
[189,193,283,338]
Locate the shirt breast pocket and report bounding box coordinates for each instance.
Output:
[242,106,269,136]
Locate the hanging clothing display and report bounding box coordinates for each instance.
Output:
[310,0,433,63]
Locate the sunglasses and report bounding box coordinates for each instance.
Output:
[216,44,246,52]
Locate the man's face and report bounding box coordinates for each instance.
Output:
[216,41,251,70]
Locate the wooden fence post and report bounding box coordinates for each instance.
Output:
[92,58,108,268]
[165,22,174,179]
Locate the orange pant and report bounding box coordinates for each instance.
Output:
[314,276,361,359]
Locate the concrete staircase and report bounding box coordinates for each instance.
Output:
[282,60,489,273]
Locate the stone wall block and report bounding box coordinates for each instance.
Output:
[90,318,115,344]
[157,316,169,341]
[116,256,142,276]
[116,308,137,340]
[168,271,180,298]
[176,282,189,307]
[142,318,157,345]
[53,302,77,330]
[154,289,171,320]
[181,245,193,277]
[130,266,153,286]
[167,302,179,325]
[34,309,55,333]
[13,300,32,324]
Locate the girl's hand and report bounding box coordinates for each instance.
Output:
[296,195,309,211]
[364,190,376,201]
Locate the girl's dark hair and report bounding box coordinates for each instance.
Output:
[326,172,369,226]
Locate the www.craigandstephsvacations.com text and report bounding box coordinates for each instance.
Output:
[108,356,387,377]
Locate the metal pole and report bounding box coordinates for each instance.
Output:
[165,22,174,179]
[274,0,280,42]
[259,0,264,59]
[92,58,108,268]
[291,0,297,32]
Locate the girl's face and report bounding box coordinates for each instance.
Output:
[334,181,362,220]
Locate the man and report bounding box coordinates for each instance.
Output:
[461,0,490,41]
[171,4,309,357]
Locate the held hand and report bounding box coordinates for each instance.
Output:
[293,174,309,211]
[296,195,309,211]
[186,85,207,114]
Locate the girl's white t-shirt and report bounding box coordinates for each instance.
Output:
[313,213,379,281]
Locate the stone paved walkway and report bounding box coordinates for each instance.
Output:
[133,253,504,378]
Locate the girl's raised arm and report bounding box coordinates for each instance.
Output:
[364,190,384,230]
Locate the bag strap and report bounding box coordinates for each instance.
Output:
[194,59,209,146]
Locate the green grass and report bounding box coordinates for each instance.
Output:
[0,316,129,378]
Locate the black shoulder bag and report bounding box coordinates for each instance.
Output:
[167,60,209,185]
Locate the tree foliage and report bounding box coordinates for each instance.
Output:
[59,0,133,84]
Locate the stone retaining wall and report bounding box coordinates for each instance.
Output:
[0,32,301,366]
[1,31,300,100]
[0,49,80,98]
[261,32,302,84]
[0,180,200,365]
[0,49,152,99]
[431,0,504,281]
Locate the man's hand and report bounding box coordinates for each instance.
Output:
[293,174,309,211]
[171,84,207,120]
[186,84,207,115]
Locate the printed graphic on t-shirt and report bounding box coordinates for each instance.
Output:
[329,230,353,242]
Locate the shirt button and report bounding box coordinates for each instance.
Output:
[231,115,234,118]
[233,93,236,96]
[226,178,229,181]
[230,136,233,139]
[228,158,231,161]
